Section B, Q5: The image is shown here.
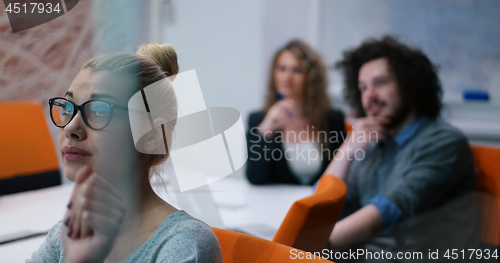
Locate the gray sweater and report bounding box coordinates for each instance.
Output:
[26,210,223,263]
[340,119,480,262]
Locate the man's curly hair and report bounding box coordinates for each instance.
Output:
[336,35,442,120]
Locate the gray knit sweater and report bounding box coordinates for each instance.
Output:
[26,210,222,263]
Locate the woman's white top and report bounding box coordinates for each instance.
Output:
[282,141,323,185]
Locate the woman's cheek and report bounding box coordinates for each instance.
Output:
[93,128,137,183]
[294,75,305,89]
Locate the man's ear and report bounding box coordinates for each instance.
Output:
[143,118,167,153]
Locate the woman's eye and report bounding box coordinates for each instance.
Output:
[89,102,111,118]
[63,106,73,115]
[293,68,303,74]
[92,110,109,117]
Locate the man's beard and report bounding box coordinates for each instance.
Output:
[385,102,412,129]
[365,98,412,129]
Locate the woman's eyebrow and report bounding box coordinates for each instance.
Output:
[65,92,73,97]
[90,93,121,103]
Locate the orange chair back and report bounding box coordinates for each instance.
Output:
[212,227,332,262]
[272,175,346,253]
[472,145,500,245]
[0,101,60,194]
[345,120,353,134]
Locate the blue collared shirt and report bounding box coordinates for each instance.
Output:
[393,117,429,147]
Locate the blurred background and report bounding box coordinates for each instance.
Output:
[1,0,500,182]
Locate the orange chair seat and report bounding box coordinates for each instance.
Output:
[273,174,347,253]
[213,227,332,262]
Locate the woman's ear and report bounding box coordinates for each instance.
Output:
[143,118,168,153]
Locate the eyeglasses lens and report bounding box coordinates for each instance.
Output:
[85,101,112,129]
[51,99,74,127]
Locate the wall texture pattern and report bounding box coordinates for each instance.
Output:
[0,0,94,104]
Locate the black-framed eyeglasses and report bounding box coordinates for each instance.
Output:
[49,97,129,130]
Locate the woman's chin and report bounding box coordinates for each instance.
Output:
[63,163,92,182]
[63,169,76,182]
[277,89,300,100]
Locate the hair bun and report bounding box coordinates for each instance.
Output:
[137,43,179,77]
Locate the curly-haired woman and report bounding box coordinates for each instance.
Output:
[246,40,345,185]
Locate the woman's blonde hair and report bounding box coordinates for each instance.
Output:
[82,43,179,178]
[137,43,179,77]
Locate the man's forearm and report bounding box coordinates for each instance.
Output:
[329,204,383,248]
[324,142,356,181]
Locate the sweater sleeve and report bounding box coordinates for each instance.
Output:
[154,218,222,263]
[245,112,275,184]
[383,126,475,222]
[26,221,64,263]
[329,109,346,145]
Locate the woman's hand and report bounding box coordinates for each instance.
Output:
[258,99,295,136]
[62,165,126,263]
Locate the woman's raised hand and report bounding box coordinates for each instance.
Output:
[62,165,126,263]
[258,99,295,135]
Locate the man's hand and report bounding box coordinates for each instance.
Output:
[329,204,383,248]
[324,116,389,181]
[344,116,389,157]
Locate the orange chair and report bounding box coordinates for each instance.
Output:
[272,174,347,253]
[213,227,332,262]
[0,101,61,195]
[471,145,500,246]
[345,120,353,134]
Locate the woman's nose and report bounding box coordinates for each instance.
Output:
[64,111,87,140]
[283,68,294,79]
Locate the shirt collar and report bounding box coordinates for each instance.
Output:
[393,116,429,147]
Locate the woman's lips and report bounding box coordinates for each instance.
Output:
[62,146,92,161]
[64,153,90,161]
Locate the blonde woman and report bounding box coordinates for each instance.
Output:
[246,39,345,185]
[27,44,222,263]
